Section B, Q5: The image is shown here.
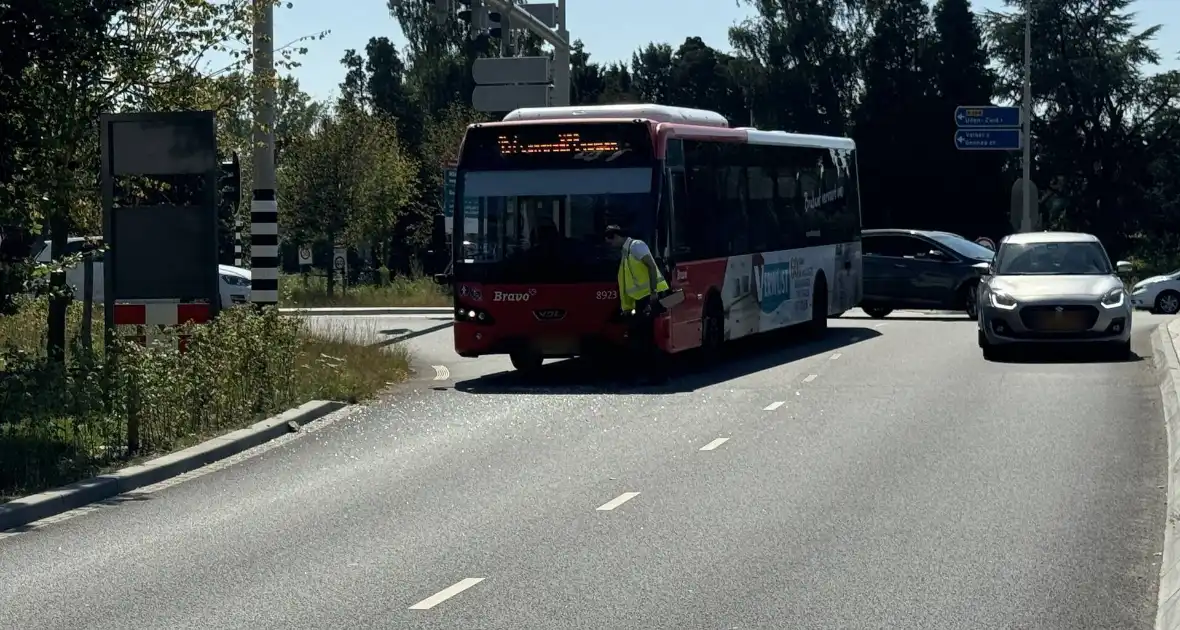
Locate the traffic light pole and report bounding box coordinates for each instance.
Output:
[483,0,570,106]
[250,0,279,306]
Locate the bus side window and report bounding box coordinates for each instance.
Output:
[669,170,688,259]
[746,146,777,252]
[682,140,722,261]
[774,157,802,250]
[717,143,748,256]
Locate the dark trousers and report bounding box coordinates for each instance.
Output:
[627,296,667,382]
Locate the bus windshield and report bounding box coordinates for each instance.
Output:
[454,167,655,282]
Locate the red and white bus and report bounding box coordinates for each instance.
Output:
[435,104,862,372]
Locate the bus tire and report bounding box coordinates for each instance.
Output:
[510,349,543,373]
[700,294,724,357]
[808,275,828,336]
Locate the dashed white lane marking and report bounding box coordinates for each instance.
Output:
[432,365,451,381]
[597,492,640,511]
[829,352,842,360]
[872,323,887,328]
[802,374,818,383]
[699,437,729,451]
[0,405,361,540]
[763,401,784,411]
[409,578,485,610]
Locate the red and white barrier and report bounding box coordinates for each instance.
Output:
[113,300,211,352]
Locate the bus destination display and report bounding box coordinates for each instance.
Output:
[497,132,624,157]
[461,122,653,170]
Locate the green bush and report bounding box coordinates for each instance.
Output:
[280,271,451,308]
[0,299,409,499]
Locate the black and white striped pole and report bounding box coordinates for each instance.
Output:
[250,0,278,306]
[234,223,243,267]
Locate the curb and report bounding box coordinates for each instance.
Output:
[279,307,452,317]
[1153,319,1180,630]
[0,400,347,532]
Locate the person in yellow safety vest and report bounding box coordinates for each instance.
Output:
[605,224,670,385]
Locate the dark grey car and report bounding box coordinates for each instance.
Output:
[860,229,995,319]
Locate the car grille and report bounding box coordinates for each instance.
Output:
[1019,305,1099,333]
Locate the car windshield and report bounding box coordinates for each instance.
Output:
[926,233,995,260]
[995,240,1113,275]
[456,167,653,266]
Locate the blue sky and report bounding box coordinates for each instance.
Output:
[261,0,1178,101]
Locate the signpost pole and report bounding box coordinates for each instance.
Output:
[1021,1,1034,233]
[552,0,569,106]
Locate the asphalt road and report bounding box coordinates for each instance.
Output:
[0,309,1171,629]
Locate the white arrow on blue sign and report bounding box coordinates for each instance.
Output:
[954,129,1021,151]
[955,105,1021,128]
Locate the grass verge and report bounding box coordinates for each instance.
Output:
[280,271,451,308]
[0,297,408,500]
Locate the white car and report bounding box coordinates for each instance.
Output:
[34,237,252,309]
[1129,269,1180,315]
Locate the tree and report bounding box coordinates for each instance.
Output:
[729,0,856,134]
[986,0,1180,255]
[280,106,418,290]
[928,0,1007,237]
[852,0,940,228]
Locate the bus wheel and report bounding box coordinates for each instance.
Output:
[808,278,828,335]
[510,349,543,373]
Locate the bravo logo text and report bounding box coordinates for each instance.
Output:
[752,255,791,314]
[493,289,535,302]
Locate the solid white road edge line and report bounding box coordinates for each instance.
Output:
[763,401,785,411]
[597,492,640,511]
[699,437,729,451]
[802,374,818,383]
[409,578,486,610]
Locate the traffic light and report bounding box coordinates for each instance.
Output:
[488,11,503,39]
[217,153,241,265]
[456,0,486,39]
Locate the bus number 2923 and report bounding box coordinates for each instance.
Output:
[596,290,618,300]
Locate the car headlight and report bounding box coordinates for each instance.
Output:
[1100,287,1125,307]
[220,275,249,287]
[1130,284,1146,295]
[989,289,1017,310]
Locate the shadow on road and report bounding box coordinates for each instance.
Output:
[842,313,971,323]
[985,344,1145,364]
[371,320,454,348]
[452,325,881,395]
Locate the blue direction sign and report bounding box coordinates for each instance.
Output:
[954,129,1021,151]
[955,105,1020,128]
[441,167,480,217]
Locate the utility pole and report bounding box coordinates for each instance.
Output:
[1021,0,1033,233]
[250,0,279,306]
[553,0,569,106]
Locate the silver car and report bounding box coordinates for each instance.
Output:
[976,232,1132,360]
